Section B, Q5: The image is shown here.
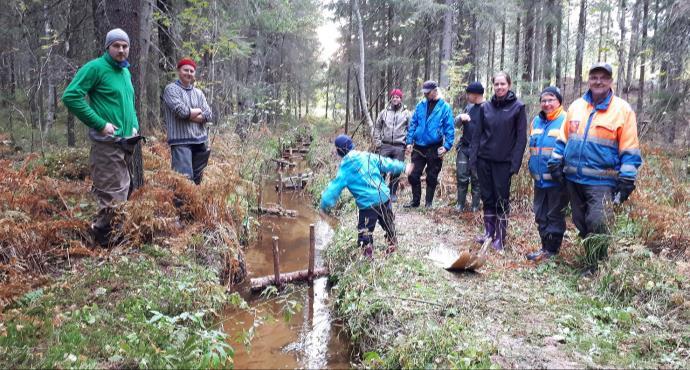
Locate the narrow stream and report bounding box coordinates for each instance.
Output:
[220,151,351,369]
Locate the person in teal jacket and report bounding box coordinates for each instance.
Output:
[62,28,140,247]
[525,87,569,261]
[321,135,411,257]
[404,80,455,208]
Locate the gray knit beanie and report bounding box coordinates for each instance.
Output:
[104,28,130,49]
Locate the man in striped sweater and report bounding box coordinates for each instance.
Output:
[162,58,213,185]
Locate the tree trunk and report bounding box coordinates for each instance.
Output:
[562,0,571,93]
[345,0,353,133]
[470,14,479,81]
[500,15,506,70]
[513,14,521,80]
[625,0,641,96]
[574,0,587,95]
[544,0,556,87]
[555,0,564,88]
[636,0,649,116]
[523,0,535,82]
[439,0,454,89]
[353,0,374,137]
[597,7,604,61]
[616,0,627,91]
[156,0,176,71]
[410,49,420,108]
[43,3,56,135]
[424,25,431,81]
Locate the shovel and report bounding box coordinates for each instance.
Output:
[445,238,492,272]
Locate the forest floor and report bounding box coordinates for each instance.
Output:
[308,131,690,368]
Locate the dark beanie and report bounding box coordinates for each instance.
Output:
[466,82,484,94]
[334,134,355,157]
[540,86,563,104]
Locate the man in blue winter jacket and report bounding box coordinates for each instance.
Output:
[404,80,455,208]
[321,135,412,257]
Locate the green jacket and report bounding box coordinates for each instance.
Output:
[62,53,138,138]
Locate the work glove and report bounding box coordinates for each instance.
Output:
[613,178,636,205]
[547,160,565,185]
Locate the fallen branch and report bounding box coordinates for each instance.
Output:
[258,205,298,217]
[250,267,329,291]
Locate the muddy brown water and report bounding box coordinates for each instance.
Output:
[219,155,352,369]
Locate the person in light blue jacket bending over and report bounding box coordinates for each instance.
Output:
[321,134,412,257]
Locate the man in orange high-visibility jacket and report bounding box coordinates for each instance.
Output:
[548,62,642,275]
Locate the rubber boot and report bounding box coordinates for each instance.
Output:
[470,187,481,212]
[404,184,421,208]
[363,243,374,258]
[455,186,468,212]
[475,213,496,243]
[492,217,508,251]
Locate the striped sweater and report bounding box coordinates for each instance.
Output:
[162,81,212,145]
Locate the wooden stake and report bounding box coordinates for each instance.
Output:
[272,236,281,288]
[308,224,316,280]
[257,174,263,213]
[278,172,283,206]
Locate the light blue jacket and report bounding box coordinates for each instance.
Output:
[320,150,405,210]
[405,98,455,150]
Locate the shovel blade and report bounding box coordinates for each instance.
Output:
[446,251,477,271]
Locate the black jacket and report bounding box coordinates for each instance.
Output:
[456,102,483,157]
[470,91,527,174]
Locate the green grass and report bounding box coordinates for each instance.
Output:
[0,250,242,368]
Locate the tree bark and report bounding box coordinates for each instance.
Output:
[353,0,374,137]
[616,0,627,91]
[500,15,506,70]
[555,0,564,88]
[544,0,555,87]
[574,0,587,95]
[513,14,521,80]
[439,0,454,89]
[523,0,535,82]
[156,0,176,71]
[636,0,649,116]
[625,0,641,96]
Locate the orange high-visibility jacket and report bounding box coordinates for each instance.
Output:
[549,90,642,187]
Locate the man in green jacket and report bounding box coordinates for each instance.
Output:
[62,28,140,247]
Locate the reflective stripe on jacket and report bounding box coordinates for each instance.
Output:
[320,150,405,211]
[529,110,567,188]
[374,105,410,147]
[406,98,455,151]
[550,90,642,187]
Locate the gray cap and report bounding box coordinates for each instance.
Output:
[589,62,613,77]
[105,28,130,49]
[421,80,438,93]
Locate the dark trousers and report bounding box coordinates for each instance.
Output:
[378,143,406,196]
[357,201,396,246]
[566,181,613,238]
[455,148,480,208]
[477,158,512,217]
[534,186,569,252]
[409,143,443,204]
[171,143,211,185]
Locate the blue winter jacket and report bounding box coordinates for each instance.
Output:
[528,109,567,189]
[406,98,455,151]
[320,150,405,211]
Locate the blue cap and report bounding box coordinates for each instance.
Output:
[334,134,355,157]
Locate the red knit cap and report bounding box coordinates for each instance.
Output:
[389,89,403,98]
[177,58,197,70]
[389,89,402,99]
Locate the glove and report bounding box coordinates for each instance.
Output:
[547,161,565,184]
[613,178,636,204]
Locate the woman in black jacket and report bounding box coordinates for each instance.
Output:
[469,71,527,250]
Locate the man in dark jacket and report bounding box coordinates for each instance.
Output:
[374,89,410,202]
[404,80,455,208]
[455,82,484,212]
